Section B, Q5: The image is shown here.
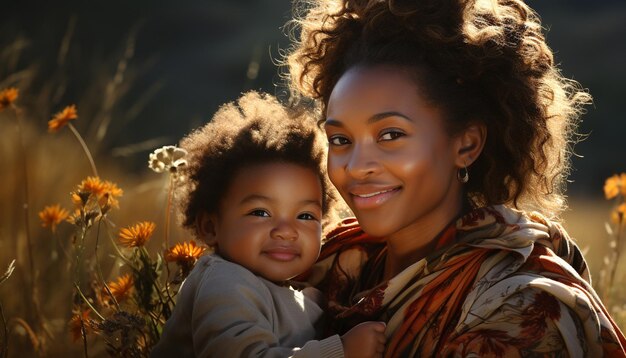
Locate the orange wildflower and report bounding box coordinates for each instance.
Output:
[165,240,207,265]
[38,204,70,233]
[0,87,18,111]
[106,274,134,303]
[74,176,123,209]
[68,310,92,342]
[66,209,81,225]
[118,221,155,248]
[71,192,85,207]
[77,176,106,197]
[48,104,78,132]
[76,177,105,197]
[102,181,123,208]
[604,173,626,200]
[611,203,626,225]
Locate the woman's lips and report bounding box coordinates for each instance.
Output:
[350,187,401,210]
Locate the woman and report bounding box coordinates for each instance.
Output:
[286,0,626,356]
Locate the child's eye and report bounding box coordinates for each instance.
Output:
[249,209,270,217]
[298,213,318,221]
[328,135,350,146]
[379,130,405,141]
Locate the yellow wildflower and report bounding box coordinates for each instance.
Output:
[604,173,626,200]
[48,104,78,132]
[0,87,18,111]
[118,221,155,248]
[165,240,207,265]
[38,204,70,233]
[106,274,134,303]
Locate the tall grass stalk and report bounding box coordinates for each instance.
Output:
[10,104,51,354]
[67,122,98,178]
[1,302,7,358]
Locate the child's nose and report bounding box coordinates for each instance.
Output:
[269,221,298,241]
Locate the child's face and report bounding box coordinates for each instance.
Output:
[201,162,323,282]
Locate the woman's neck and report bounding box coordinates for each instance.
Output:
[382,195,467,280]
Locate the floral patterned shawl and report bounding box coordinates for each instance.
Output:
[304,205,626,357]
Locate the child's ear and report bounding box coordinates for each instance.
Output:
[196,212,218,247]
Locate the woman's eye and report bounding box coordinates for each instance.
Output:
[328,135,350,146]
[298,213,318,221]
[379,131,405,141]
[249,209,270,217]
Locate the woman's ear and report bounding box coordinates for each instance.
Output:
[454,122,486,167]
[196,212,218,247]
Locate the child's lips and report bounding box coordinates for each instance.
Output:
[262,247,300,261]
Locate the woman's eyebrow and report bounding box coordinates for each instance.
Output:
[324,118,343,127]
[368,111,412,123]
[325,111,412,127]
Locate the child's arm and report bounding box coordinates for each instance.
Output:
[191,259,344,357]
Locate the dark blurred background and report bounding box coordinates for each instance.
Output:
[1,0,625,196]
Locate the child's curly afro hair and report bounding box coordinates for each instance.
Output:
[177,91,338,237]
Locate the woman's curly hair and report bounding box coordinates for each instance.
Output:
[177,91,338,238]
[285,0,591,218]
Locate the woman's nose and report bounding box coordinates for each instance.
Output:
[269,220,298,241]
[345,143,381,179]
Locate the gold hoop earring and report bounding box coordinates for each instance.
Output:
[457,163,469,183]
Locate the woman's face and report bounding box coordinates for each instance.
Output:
[324,65,466,241]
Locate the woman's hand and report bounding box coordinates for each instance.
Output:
[341,321,386,358]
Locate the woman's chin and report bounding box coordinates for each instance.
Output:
[357,217,398,239]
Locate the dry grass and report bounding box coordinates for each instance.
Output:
[563,197,626,329]
[0,112,191,357]
[0,34,192,355]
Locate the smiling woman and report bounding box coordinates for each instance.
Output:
[287,0,626,356]
[324,66,476,265]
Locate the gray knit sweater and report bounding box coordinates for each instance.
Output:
[151,254,344,358]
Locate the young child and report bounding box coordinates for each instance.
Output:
[151,92,386,358]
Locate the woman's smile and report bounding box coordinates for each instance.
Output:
[348,184,402,210]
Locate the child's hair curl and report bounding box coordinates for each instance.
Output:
[285,0,592,218]
[177,91,338,238]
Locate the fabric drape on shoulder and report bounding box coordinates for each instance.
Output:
[304,205,626,357]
